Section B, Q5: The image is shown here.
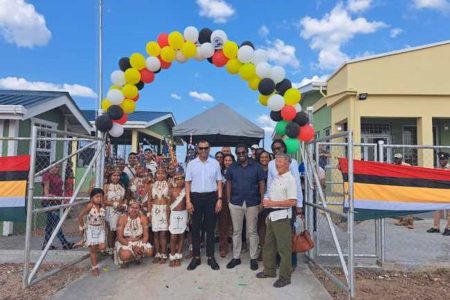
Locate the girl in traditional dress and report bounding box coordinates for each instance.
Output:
[168,170,187,267]
[78,188,107,276]
[103,168,126,252]
[129,164,150,204]
[116,202,153,267]
[147,167,170,263]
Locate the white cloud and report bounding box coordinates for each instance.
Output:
[0,0,51,48]
[413,0,450,12]
[256,114,276,134]
[189,91,214,102]
[390,28,403,38]
[0,77,97,98]
[264,39,300,68]
[196,0,235,23]
[347,0,372,13]
[300,3,386,70]
[170,93,182,100]
[258,25,269,37]
[293,74,329,89]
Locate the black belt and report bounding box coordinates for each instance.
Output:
[191,191,216,195]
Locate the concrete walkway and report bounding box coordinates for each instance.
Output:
[52,254,332,300]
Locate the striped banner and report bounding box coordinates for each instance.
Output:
[0,155,30,221]
[339,158,450,221]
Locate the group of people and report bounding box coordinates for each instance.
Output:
[46,139,301,288]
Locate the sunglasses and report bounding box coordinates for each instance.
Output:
[236,151,247,155]
[198,147,209,151]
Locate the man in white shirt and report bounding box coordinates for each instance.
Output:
[257,153,297,288]
[185,140,223,271]
[123,152,138,181]
[144,149,158,178]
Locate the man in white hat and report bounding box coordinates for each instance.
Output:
[251,144,259,160]
[393,153,411,166]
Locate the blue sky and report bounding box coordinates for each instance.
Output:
[1,0,450,157]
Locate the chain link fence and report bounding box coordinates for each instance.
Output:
[22,126,104,288]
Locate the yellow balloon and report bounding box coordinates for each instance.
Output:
[120,99,136,114]
[160,46,176,62]
[168,31,184,49]
[284,88,301,105]
[239,63,256,80]
[223,41,238,59]
[226,58,242,74]
[124,68,141,84]
[101,98,111,111]
[181,41,197,58]
[130,53,146,70]
[146,41,161,57]
[259,94,269,106]
[248,76,261,91]
[122,84,138,99]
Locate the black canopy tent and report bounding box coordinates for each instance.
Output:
[172,103,265,147]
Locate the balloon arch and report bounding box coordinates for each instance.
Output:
[95,26,315,154]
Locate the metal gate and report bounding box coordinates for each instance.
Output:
[303,131,355,298]
[22,126,104,288]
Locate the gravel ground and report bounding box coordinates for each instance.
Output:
[311,266,450,300]
[0,263,85,300]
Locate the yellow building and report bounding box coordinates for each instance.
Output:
[301,40,450,167]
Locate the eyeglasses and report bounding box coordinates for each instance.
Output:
[198,147,209,151]
[272,147,282,151]
[236,151,247,155]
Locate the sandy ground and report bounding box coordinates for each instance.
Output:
[311,266,450,300]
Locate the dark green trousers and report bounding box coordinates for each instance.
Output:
[262,217,292,281]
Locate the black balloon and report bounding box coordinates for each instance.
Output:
[199,28,212,44]
[154,68,161,74]
[285,122,300,138]
[293,112,309,126]
[107,105,123,120]
[240,41,255,49]
[207,56,213,64]
[119,57,131,71]
[95,114,113,132]
[270,111,282,122]
[275,79,292,96]
[258,78,275,95]
[136,81,144,90]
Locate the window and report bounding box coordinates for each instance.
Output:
[403,126,417,165]
[32,119,57,173]
[361,124,391,135]
[324,127,331,137]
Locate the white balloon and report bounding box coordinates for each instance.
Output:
[194,47,205,61]
[210,29,228,49]
[270,66,286,83]
[110,70,125,87]
[256,62,272,78]
[253,49,268,64]
[183,26,199,42]
[146,56,161,72]
[198,42,214,58]
[175,51,188,63]
[109,123,124,137]
[267,94,285,111]
[237,45,254,63]
[294,103,302,112]
[106,89,124,105]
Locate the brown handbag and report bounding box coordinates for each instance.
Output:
[292,219,315,253]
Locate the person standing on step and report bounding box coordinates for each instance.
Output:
[226,145,266,271]
[185,140,223,271]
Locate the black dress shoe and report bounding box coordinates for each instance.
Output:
[226,258,241,269]
[187,258,201,271]
[250,259,258,271]
[62,242,74,250]
[207,257,220,270]
[443,228,450,236]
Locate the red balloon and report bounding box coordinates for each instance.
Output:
[298,124,315,142]
[114,113,128,125]
[157,33,169,48]
[158,56,172,69]
[212,50,228,67]
[140,69,155,83]
[281,105,296,121]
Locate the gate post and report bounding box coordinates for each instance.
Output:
[377,140,386,264]
[22,126,37,288]
[347,131,355,298]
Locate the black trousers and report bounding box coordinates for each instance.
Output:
[191,192,217,257]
